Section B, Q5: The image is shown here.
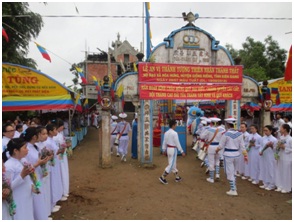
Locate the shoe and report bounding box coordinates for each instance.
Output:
[265,187,273,191]
[248,178,252,182]
[55,205,61,209]
[235,173,241,177]
[206,178,214,183]
[159,176,168,185]
[60,196,67,201]
[51,206,60,213]
[226,190,238,196]
[241,176,247,180]
[200,162,205,168]
[275,188,282,192]
[121,155,125,161]
[124,156,127,162]
[116,153,120,157]
[215,174,220,180]
[48,217,53,220]
[259,185,266,189]
[205,168,209,174]
[251,181,258,185]
[175,177,182,182]
[281,190,289,194]
[64,194,69,197]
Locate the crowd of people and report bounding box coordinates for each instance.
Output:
[191,113,292,196]
[2,117,71,220]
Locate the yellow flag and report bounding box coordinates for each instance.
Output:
[75,93,80,104]
[147,2,150,10]
[133,62,138,72]
[116,85,124,97]
[108,72,113,85]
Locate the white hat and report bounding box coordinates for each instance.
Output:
[224,116,237,124]
[206,118,212,123]
[111,115,118,120]
[201,120,207,125]
[119,112,127,119]
[209,117,221,122]
[134,113,138,119]
[200,116,207,120]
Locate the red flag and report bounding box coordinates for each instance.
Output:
[2,27,9,42]
[284,45,292,81]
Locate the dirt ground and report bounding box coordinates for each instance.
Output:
[52,127,292,220]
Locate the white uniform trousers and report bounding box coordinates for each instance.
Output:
[164,148,178,174]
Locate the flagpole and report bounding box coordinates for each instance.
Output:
[142,2,145,55]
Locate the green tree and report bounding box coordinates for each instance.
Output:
[2,2,43,68]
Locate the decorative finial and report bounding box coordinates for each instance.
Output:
[182,12,199,26]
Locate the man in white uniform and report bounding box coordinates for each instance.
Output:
[159,119,186,185]
[216,117,248,196]
[110,115,119,156]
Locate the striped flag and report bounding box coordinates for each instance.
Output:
[92,76,100,91]
[35,42,51,62]
[75,66,87,84]
[2,26,9,42]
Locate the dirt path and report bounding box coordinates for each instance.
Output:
[52,127,291,220]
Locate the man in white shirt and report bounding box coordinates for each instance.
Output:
[159,119,186,185]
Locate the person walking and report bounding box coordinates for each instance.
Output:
[159,119,186,185]
[117,113,132,162]
[216,117,248,196]
[110,115,119,156]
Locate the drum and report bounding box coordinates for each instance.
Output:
[198,149,207,161]
[114,134,120,146]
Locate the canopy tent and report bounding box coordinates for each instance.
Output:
[241,102,261,112]
[2,63,80,112]
[270,103,292,112]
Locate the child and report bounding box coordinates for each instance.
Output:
[4,138,34,220]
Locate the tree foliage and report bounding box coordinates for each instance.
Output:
[2,2,43,68]
[226,36,287,82]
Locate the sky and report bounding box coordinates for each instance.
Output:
[21,2,293,86]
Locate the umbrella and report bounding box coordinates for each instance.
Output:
[270,103,292,112]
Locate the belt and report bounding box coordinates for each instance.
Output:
[210,142,219,145]
[111,133,117,135]
[167,144,177,148]
[225,148,238,152]
[121,133,128,136]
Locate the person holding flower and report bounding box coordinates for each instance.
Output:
[45,123,64,213]
[22,127,50,219]
[2,161,14,220]
[247,124,262,185]
[35,126,53,218]
[53,119,70,202]
[275,124,292,193]
[4,138,34,220]
[258,125,278,191]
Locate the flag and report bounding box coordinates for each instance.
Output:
[97,89,102,104]
[92,76,99,91]
[276,93,281,105]
[75,93,80,105]
[2,26,9,42]
[75,66,87,84]
[271,88,279,94]
[110,82,115,101]
[35,42,51,62]
[145,2,153,59]
[284,45,292,81]
[133,62,138,72]
[258,88,263,104]
[116,84,124,98]
[83,98,89,111]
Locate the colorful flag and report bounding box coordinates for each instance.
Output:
[110,82,115,101]
[276,93,281,105]
[271,88,279,94]
[284,45,292,81]
[35,42,51,62]
[116,85,124,98]
[75,66,87,84]
[97,89,102,104]
[75,93,80,105]
[2,26,9,42]
[83,98,89,111]
[92,76,100,91]
[258,88,263,104]
[133,62,138,72]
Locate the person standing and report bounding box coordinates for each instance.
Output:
[273,113,285,139]
[216,117,248,196]
[259,125,278,191]
[159,119,186,185]
[237,123,250,179]
[110,115,119,156]
[2,123,15,162]
[117,113,132,162]
[247,125,262,185]
[275,124,292,193]
[131,115,138,159]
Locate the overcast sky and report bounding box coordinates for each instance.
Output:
[25,2,292,86]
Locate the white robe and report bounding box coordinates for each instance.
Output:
[259,135,278,189]
[26,143,48,220]
[275,134,292,192]
[35,141,52,217]
[247,133,262,182]
[2,200,12,220]
[4,157,34,220]
[53,132,69,197]
[237,131,249,175]
[117,121,132,156]
[45,137,63,208]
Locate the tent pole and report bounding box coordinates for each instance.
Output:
[68,109,72,136]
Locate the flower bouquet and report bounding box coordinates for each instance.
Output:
[65,138,73,157]
[259,141,273,156]
[2,173,16,216]
[39,147,51,177]
[48,149,55,167]
[246,138,256,152]
[274,139,286,160]
[58,143,67,160]
[22,161,41,194]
